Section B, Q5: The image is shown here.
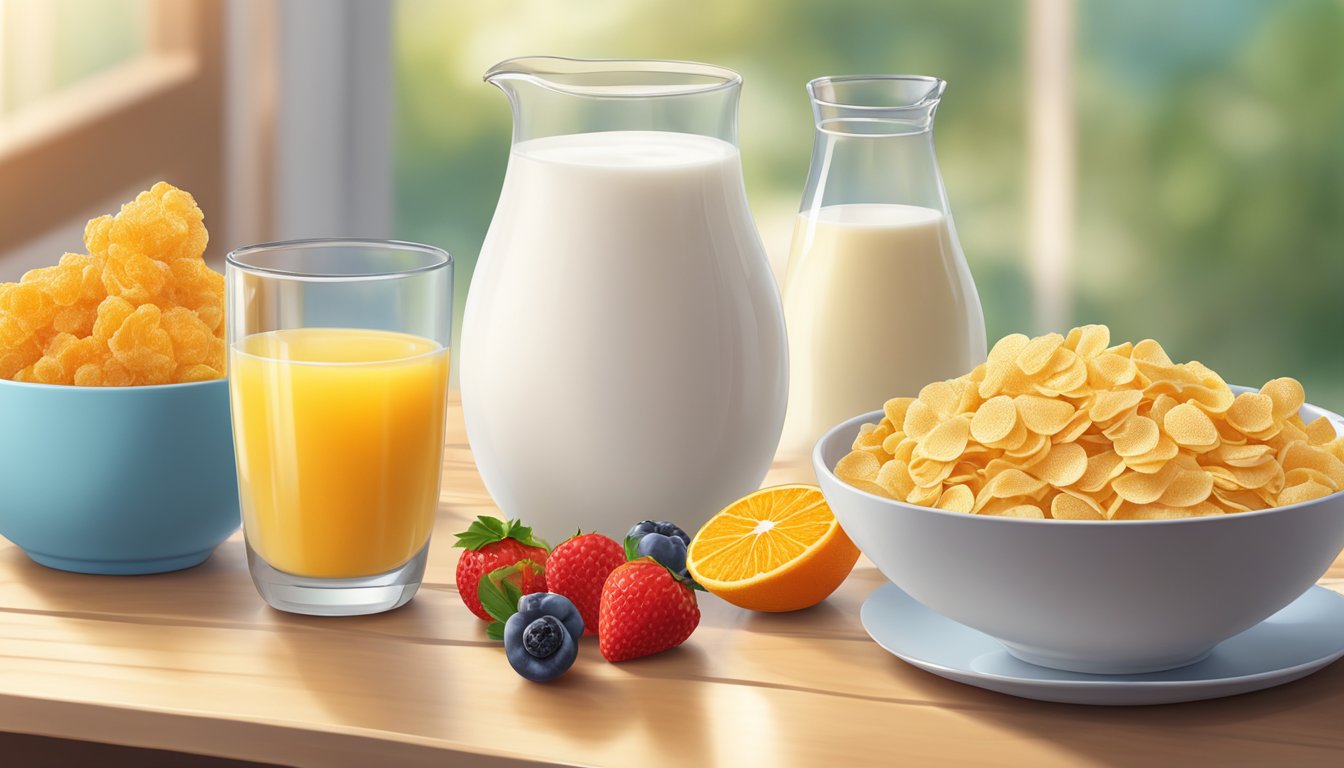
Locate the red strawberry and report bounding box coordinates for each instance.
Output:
[453,517,549,622]
[547,532,626,636]
[599,558,700,662]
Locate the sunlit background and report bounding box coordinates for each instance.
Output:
[2,0,1342,405]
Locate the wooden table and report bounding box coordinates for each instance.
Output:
[3,395,1344,767]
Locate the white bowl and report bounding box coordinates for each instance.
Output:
[814,391,1344,674]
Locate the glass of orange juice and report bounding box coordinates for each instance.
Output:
[226,240,452,616]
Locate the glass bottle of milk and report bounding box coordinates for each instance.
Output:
[461,58,788,544]
[780,75,987,457]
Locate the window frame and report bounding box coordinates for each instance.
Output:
[0,0,225,256]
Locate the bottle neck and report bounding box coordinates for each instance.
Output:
[800,125,949,214]
[800,75,949,214]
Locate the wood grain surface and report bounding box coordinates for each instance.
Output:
[2,395,1343,767]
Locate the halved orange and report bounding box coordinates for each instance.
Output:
[687,484,860,612]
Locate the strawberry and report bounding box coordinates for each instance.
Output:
[547,532,626,636]
[453,516,549,622]
[599,558,700,662]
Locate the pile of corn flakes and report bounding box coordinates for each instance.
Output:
[0,182,224,386]
[835,325,1344,519]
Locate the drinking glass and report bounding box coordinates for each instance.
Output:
[226,239,452,616]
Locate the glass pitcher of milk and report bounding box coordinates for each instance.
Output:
[780,75,987,456]
[461,57,788,543]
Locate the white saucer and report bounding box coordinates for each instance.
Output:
[861,582,1344,705]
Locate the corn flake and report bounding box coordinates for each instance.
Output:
[832,325,1341,519]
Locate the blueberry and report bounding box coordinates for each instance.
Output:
[516,592,584,640]
[626,520,691,547]
[626,520,659,541]
[523,615,565,657]
[654,521,691,545]
[504,614,577,682]
[635,532,687,575]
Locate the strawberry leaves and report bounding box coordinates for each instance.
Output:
[681,570,707,592]
[454,516,549,552]
[478,559,545,640]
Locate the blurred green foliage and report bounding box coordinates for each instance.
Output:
[394,0,1343,407]
[1076,0,1344,407]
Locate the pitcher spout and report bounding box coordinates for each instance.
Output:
[485,56,739,94]
[483,56,743,143]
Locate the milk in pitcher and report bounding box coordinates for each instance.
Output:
[461,129,787,542]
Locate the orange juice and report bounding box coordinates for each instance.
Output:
[230,328,449,578]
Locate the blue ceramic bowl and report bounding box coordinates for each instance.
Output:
[0,378,240,574]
